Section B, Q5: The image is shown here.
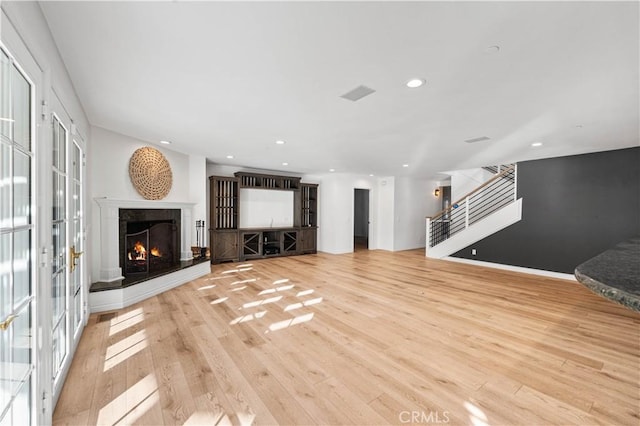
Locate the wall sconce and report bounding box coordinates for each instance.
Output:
[434,188,440,197]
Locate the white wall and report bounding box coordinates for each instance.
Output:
[89,126,203,281]
[306,173,383,254]
[393,177,440,251]
[90,126,192,201]
[449,168,495,201]
[376,177,395,251]
[189,154,207,246]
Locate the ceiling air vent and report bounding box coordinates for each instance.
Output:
[340,85,376,102]
[464,136,491,144]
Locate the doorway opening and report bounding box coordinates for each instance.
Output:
[354,188,370,251]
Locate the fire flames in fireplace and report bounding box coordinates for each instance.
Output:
[121,211,179,277]
[128,241,163,261]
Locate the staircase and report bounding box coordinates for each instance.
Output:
[426,164,522,258]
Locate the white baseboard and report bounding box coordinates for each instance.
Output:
[442,256,577,281]
[89,261,211,313]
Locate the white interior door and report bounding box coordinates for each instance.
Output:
[0,43,37,426]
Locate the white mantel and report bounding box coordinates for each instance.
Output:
[95,197,196,282]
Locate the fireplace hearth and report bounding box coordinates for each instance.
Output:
[91,199,211,312]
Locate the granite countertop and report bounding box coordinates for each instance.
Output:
[574,236,640,312]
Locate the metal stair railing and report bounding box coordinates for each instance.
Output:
[427,164,517,248]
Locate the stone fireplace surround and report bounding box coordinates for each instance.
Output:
[90,198,210,312]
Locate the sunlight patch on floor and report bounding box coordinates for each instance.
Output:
[183,410,224,425]
[231,286,248,292]
[464,401,490,426]
[198,284,217,291]
[296,289,314,297]
[267,312,314,332]
[109,307,144,336]
[104,329,148,371]
[235,411,256,426]
[211,297,229,305]
[272,278,290,285]
[231,278,257,286]
[97,373,159,425]
[284,297,323,312]
[243,295,283,309]
[230,310,267,325]
[205,276,233,281]
[258,284,295,295]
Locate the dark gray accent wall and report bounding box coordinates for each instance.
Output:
[452,147,640,274]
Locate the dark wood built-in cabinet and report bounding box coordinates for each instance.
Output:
[209,172,318,263]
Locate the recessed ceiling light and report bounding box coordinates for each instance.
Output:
[160,140,171,145]
[531,142,543,147]
[226,155,234,159]
[282,162,288,166]
[406,78,425,88]
[485,45,500,54]
[369,174,374,177]
[275,140,286,145]
[329,168,335,172]
[402,164,409,168]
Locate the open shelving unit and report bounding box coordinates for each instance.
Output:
[209,173,318,263]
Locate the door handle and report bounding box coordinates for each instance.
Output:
[70,245,84,273]
[0,314,17,331]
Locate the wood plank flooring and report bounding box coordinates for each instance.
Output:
[54,249,640,425]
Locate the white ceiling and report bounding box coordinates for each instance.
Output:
[40,1,639,179]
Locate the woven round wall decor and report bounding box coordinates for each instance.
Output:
[129,147,173,200]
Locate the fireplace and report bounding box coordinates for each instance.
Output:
[120,209,181,279]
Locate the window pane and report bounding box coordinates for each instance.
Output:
[73,183,80,220]
[0,327,10,422]
[52,222,65,274]
[73,144,80,181]
[11,65,30,151]
[0,143,10,229]
[12,304,31,366]
[52,272,66,322]
[52,117,59,169]
[73,292,81,333]
[13,150,30,227]
[52,313,67,378]
[52,172,65,221]
[11,378,30,426]
[0,52,9,139]
[0,232,10,320]
[57,123,66,172]
[13,229,30,309]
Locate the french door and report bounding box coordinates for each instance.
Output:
[0,44,36,426]
[2,13,87,423]
[50,96,86,401]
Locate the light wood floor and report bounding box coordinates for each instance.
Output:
[54,250,640,426]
